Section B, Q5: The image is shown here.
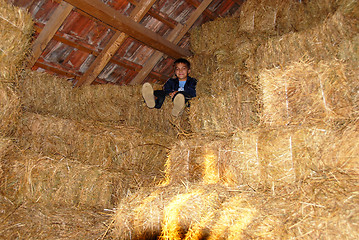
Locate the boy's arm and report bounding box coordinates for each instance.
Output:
[163,78,175,95]
[184,78,197,98]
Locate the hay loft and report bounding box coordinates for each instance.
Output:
[0,0,358,239]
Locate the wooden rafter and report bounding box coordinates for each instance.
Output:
[33,24,168,82]
[184,0,217,20]
[63,0,192,59]
[28,1,73,68]
[75,0,157,87]
[129,0,214,85]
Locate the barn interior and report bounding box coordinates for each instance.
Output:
[0,0,358,239]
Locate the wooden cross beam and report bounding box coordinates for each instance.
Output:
[63,0,192,60]
[75,0,157,87]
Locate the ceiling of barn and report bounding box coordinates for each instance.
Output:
[9,0,243,86]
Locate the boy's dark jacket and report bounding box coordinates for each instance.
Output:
[163,76,197,98]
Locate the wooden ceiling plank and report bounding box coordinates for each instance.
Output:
[34,23,169,81]
[28,1,73,67]
[129,0,214,85]
[75,0,157,87]
[63,0,192,59]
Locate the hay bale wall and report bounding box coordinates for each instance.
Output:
[19,70,190,136]
[112,178,358,239]
[164,124,358,189]
[246,10,359,79]
[112,0,359,238]
[17,112,169,172]
[238,0,339,35]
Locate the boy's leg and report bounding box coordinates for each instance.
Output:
[154,90,166,109]
[142,83,155,108]
[171,92,185,117]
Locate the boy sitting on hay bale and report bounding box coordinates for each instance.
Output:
[142,58,197,117]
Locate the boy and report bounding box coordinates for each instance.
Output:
[141,58,197,117]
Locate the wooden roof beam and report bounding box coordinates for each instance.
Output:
[28,1,73,68]
[33,24,169,82]
[75,0,157,87]
[130,0,214,85]
[184,0,217,20]
[63,0,192,60]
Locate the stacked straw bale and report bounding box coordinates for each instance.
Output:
[189,68,259,134]
[164,124,358,189]
[238,0,339,35]
[0,0,33,82]
[339,33,359,65]
[0,1,33,137]
[258,59,358,127]
[111,0,359,239]
[0,83,21,136]
[112,177,358,239]
[187,0,351,134]
[190,17,240,55]
[20,70,190,136]
[246,7,359,79]
[0,198,110,239]
[17,112,169,172]
[2,150,122,208]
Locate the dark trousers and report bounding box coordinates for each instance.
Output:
[154,90,191,109]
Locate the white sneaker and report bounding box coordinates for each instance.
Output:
[142,83,155,108]
[171,93,185,117]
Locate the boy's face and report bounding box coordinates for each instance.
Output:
[174,63,190,81]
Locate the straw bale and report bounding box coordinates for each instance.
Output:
[189,71,259,134]
[163,132,263,189]
[239,0,339,35]
[334,123,359,174]
[189,17,240,55]
[246,10,359,78]
[282,172,359,239]
[17,112,169,181]
[112,174,358,239]
[188,54,216,80]
[112,183,231,240]
[164,122,359,190]
[257,126,334,188]
[259,60,357,127]
[0,82,21,136]
[258,124,359,188]
[0,136,13,180]
[163,135,231,185]
[0,0,33,83]
[0,199,111,239]
[19,70,79,118]
[338,33,359,64]
[1,150,123,209]
[339,0,359,18]
[20,70,188,136]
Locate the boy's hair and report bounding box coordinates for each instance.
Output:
[174,58,191,69]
